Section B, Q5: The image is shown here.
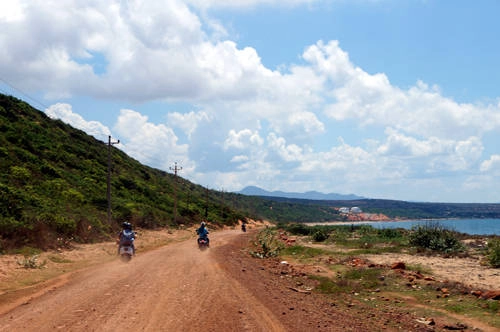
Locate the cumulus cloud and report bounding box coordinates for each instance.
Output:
[307,41,500,140]
[185,0,320,10]
[4,0,500,201]
[224,129,264,150]
[267,133,304,163]
[0,0,279,103]
[480,155,500,173]
[114,109,190,171]
[45,103,110,140]
[167,111,212,139]
[0,0,25,22]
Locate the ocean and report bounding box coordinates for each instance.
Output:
[364,218,500,236]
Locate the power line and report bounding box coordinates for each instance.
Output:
[0,76,51,111]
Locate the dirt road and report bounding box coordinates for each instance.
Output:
[4,229,488,332]
[1,230,289,331]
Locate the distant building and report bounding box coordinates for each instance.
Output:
[339,207,350,214]
[350,207,362,214]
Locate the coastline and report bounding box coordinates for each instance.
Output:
[304,218,500,236]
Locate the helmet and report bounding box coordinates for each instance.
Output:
[122,222,132,230]
[200,221,206,227]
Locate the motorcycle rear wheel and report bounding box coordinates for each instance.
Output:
[120,254,132,262]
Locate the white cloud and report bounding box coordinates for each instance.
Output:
[4,1,500,201]
[480,155,500,173]
[114,109,190,171]
[307,41,500,140]
[167,111,212,139]
[0,0,25,22]
[45,103,110,140]
[185,0,320,10]
[224,129,263,150]
[230,155,249,163]
[267,133,304,162]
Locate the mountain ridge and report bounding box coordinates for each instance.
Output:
[238,185,364,201]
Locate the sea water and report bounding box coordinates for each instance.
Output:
[365,218,499,235]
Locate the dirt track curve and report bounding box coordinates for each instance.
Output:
[0,230,288,331]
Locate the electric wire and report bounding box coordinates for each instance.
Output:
[0,76,51,111]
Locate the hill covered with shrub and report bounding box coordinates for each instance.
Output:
[0,94,251,249]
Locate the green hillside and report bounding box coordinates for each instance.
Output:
[0,94,249,249]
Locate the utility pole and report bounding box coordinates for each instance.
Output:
[107,135,120,225]
[220,187,224,222]
[169,162,182,224]
[205,186,209,219]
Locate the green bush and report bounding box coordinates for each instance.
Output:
[311,230,329,242]
[408,222,464,253]
[251,227,284,258]
[285,223,312,236]
[377,228,404,239]
[10,166,31,184]
[487,238,500,268]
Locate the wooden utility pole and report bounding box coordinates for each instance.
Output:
[220,187,224,222]
[107,135,120,225]
[205,186,209,219]
[169,162,182,224]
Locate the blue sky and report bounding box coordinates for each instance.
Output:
[1,0,500,203]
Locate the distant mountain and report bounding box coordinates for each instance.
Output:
[238,186,364,201]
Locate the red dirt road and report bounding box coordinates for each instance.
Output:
[0,230,286,331]
[1,229,460,332]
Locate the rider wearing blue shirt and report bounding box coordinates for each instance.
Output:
[196,221,209,244]
[118,222,136,254]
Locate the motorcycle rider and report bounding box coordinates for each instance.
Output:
[196,221,209,246]
[117,222,136,255]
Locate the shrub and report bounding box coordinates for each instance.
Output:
[285,223,312,236]
[311,230,329,242]
[251,227,284,258]
[408,222,464,254]
[10,166,31,184]
[487,238,500,268]
[377,228,404,239]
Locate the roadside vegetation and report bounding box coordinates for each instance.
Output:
[488,238,500,268]
[250,223,500,329]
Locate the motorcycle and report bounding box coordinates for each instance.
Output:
[197,237,209,250]
[118,244,134,262]
[117,226,136,262]
[241,223,246,232]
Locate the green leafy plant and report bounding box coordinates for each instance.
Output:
[311,229,329,242]
[408,222,464,254]
[487,238,500,268]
